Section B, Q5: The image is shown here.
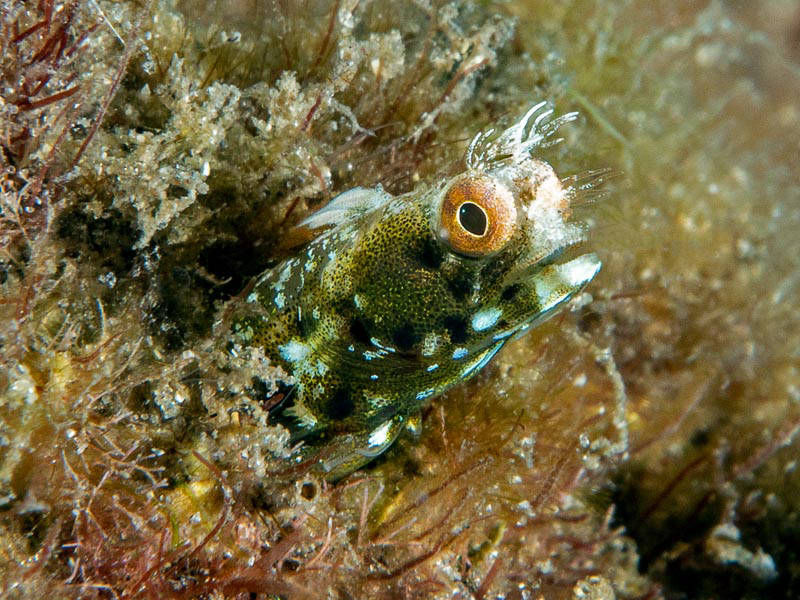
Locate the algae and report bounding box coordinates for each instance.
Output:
[1,0,798,598]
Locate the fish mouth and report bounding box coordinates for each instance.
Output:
[530,244,600,311]
[512,238,600,287]
[499,242,601,336]
[536,250,602,301]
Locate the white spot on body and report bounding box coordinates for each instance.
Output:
[415,388,435,401]
[370,337,397,353]
[469,283,483,305]
[370,374,379,380]
[363,350,383,361]
[422,332,443,357]
[452,347,468,360]
[369,396,390,408]
[368,420,393,448]
[426,363,439,372]
[279,340,311,363]
[310,360,328,376]
[471,307,502,331]
[274,292,286,309]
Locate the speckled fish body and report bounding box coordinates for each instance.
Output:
[232,103,601,478]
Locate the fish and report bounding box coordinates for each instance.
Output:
[230,102,601,480]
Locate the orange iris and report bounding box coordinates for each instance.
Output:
[438,175,517,257]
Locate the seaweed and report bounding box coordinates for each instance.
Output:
[1,0,799,598]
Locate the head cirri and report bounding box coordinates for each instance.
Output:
[231,102,601,480]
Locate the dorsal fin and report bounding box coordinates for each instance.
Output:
[299,187,392,230]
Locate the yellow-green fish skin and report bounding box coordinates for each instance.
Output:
[231,103,601,479]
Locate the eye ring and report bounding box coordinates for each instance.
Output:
[438,176,517,256]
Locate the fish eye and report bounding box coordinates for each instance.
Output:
[438,176,517,256]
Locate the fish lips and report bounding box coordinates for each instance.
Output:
[493,246,601,342]
[530,251,601,313]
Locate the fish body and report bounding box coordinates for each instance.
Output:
[231,103,601,479]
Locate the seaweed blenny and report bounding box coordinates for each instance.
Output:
[231,103,601,479]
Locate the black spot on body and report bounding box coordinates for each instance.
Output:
[296,311,310,336]
[417,236,444,269]
[327,387,355,420]
[446,272,473,301]
[443,314,469,344]
[501,283,522,301]
[349,318,372,346]
[392,324,420,352]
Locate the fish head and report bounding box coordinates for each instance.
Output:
[337,106,600,388]
[411,158,600,362]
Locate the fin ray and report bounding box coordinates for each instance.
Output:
[300,187,392,229]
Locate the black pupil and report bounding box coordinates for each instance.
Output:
[458,202,488,236]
